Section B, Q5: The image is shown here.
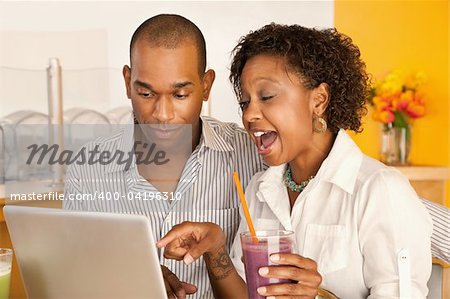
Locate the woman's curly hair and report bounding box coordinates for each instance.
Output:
[229,23,370,133]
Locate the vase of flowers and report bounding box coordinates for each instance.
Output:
[368,71,426,165]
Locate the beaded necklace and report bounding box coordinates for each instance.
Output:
[283,166,315,193]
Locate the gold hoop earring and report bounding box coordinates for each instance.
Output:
[313,115,327,133]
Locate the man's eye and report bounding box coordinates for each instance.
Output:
[138,91,153,98]
[238,101,249,111]
[174,94,189,100]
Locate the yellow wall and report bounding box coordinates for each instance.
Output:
[335,0,449,206]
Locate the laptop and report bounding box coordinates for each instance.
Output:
[4,205,167,299]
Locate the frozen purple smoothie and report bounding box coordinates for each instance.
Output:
[241,231,294,299]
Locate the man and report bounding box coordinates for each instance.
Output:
[63,14,264,299]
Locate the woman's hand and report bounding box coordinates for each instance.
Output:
[157,221,226,264]
[256,253,322,299]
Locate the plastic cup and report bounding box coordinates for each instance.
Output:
[240,230,294,299]
[0,248,13,299]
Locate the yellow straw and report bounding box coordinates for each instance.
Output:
[233,172,258,242]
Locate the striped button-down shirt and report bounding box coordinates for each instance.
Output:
[63,116,265,298]
[421,199,450,263]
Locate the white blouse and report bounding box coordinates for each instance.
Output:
[230,130,432,299]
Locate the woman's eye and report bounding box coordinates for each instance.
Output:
[261,95,275,101]
[239,101,249,111]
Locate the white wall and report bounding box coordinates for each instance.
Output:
[0,1,334,124]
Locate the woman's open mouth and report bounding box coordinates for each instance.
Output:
[253,131,278,155]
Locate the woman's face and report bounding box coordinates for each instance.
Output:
[239,54,318,166]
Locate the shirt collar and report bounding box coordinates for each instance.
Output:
[315,129,363,194]
[200,116,234,152]
[256,164,287,201]
[256,164,293,230]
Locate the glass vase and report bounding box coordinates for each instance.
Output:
[380,123,411,166]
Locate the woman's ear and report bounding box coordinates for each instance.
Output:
[312,83,330,115]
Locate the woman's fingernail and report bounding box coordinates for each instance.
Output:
[257,287,266,295]
[267,297,276,299]
[183,253,194,265]
[258,267,269,275]
[270,254,280,262]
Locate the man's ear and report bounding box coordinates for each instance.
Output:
[201,69,216,102]
[312,82,330,115]
[123,65,132,99]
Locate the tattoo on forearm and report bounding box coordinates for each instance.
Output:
[204,246,233,280]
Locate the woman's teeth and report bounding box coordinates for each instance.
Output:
[252,131,278,150]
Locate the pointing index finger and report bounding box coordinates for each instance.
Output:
[157,222,193,248]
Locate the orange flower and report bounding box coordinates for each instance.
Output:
[373,109,395,124]
[373,96,390,110]
[395,90,413,112]
[406,103,426,118]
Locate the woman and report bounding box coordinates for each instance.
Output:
[158,23,432,298]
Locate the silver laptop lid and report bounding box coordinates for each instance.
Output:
[4,205,167,299]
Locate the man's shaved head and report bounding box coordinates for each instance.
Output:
[130,14,207,74]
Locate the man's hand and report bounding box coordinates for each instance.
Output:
[161,265,197,299]
[158,222,247,299]
[157,221,226,264]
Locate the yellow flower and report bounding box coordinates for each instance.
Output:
[406,71,427,89]
[378,71,403,94]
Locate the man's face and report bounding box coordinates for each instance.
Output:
[123,39,214,144]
